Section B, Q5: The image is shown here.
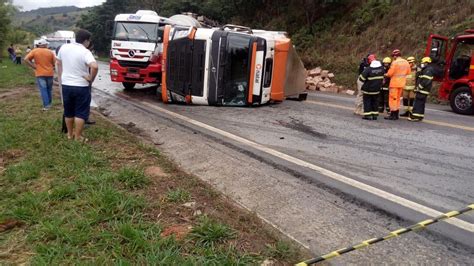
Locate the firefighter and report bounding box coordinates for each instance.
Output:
[385,49,411,120]
[400,56,417,117]
[409,57,434,122]
[379,57,391,113]
[355,54,376,115]
[359,59,384,120]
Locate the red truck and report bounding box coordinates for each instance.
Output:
[426,29,474,114]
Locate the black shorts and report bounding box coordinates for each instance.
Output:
[62,85,91,120]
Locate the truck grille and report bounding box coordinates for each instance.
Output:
[118,60,150,68]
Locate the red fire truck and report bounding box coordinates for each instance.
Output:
[426,29,474,114]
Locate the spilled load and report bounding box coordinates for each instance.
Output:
[161,24,307,106]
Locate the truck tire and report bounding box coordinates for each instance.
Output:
[450,86,474,115]
[122,82,136,90]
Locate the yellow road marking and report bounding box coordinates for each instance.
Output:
[306,100,474,132]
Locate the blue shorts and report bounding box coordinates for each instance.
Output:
[62,85,91,120]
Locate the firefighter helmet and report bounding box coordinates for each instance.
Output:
[407,56,415,63]
[368,54,376,64]
[383,57,392,64]
[421,57,432,64]
[392,49,401,57]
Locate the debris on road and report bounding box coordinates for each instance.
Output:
[306,67,346,94]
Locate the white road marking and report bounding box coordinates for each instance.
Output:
[138,101,474,233]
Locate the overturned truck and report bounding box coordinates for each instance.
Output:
[161,24,307,106]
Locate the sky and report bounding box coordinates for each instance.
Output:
[13,0,106,11]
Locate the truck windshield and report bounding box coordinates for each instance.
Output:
[223,34,252,106]
[46,40,67,51]
[114,22,159,42]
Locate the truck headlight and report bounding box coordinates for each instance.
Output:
[110,69,118,76]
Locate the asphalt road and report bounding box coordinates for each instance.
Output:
[92,63,474,263]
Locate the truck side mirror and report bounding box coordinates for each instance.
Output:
[105,20,114,38]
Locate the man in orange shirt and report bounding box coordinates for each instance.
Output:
[385,49,411,120]
[25,39,56,111]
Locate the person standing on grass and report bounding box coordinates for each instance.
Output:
[7,44,15,62]
[25,39,57,111]
[14,46,22,64]
[57,29,98,141]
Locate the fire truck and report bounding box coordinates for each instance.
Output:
[109,10,173,90]
[426,29,474,114]
[160,24,307,106]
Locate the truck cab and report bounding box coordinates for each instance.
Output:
[426,30,474,114]
[161,25,306,106]
[109,10,171,90]
[41,30,75,55]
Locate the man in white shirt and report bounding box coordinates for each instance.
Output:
[57,29,99,141]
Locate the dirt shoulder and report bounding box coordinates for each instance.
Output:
[0,86,308,264]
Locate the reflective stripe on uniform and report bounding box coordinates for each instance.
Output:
[362,91,380,95]
[411,113,425,117]
[359,74,366,81]
[416,90,430,95]
[419,75,433,80]
[367,76,384,80]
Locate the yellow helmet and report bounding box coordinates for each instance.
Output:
[421,57,432,64]
[407,56,415,63]
[383,57,392,64]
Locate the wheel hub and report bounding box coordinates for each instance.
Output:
[455,92,473,111]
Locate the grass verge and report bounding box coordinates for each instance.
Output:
[0,82,307,263]
[0,59,36,91]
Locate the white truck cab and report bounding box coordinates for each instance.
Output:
[109,10,174,89]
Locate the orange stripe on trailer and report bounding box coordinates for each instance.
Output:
[271,38,291,102]
[248,42,257,105]
[161,25,171,103]
[470,65,474,70]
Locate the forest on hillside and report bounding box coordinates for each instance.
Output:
[77,0,474,87]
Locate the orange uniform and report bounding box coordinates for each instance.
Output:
[386,57,410,111]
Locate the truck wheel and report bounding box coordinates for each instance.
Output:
[450,86,474,115]
[122,82,136,90]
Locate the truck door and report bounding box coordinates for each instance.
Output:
[425,34,449,81]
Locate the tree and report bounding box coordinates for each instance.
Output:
[0,0,18,55]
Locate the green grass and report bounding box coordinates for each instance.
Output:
[166,188,191,203]
[265,240,300,261]
[0,64,306,264]
[0,94,259,264]
[0,59,36,90]
[189,216,237,248]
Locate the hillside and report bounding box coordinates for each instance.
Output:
[76,0,473,92]
[223,0,474,89]
[13,6,89,36]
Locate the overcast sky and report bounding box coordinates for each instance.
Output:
[13,0,106,11]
